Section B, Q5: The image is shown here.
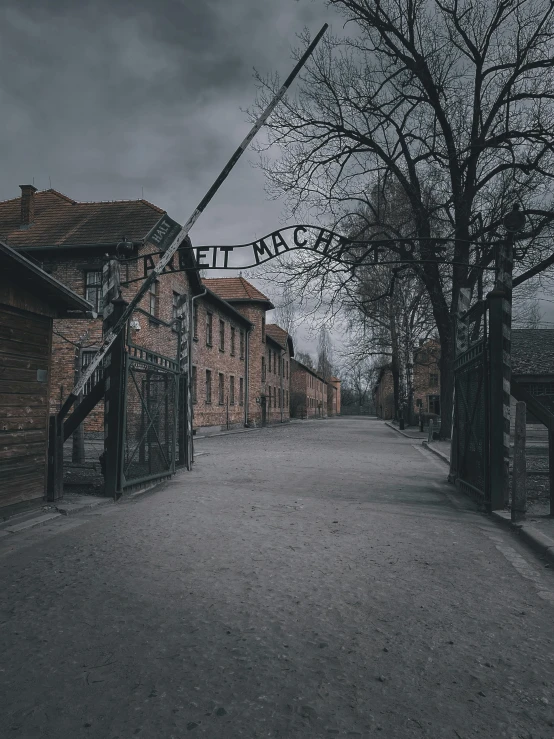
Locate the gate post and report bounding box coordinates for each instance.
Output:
[488,289,508,511]
[103,297,128,500]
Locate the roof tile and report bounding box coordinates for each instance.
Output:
[512,329,554,376]
[202,276,272,304]
[0,189,164,247]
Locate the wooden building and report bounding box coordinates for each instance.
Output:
[0,240,91,513]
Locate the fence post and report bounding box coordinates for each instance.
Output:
[103,297,128,500]
[511,400,526,522]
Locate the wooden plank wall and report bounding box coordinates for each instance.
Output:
[0,304,52,509]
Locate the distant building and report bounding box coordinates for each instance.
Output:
[290,358,328,418]
[373,338,441,420]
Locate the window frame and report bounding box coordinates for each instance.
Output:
[230,375,235,405]
[205,369,212,404]
[239,377,244,406]
[218,372,225,405]
[149,279,160,318]
[230,326,236,356]
[219,319,225,352]
[206,312,213,347]
[84,270,103,313]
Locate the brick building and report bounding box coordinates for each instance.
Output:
[373,364,395,420]
[0,186,202,443]
[190,285,252,432]
[290,358,328,418]
[373,339,441,420]
[200,278,294,430]
[412,339,441,416]
[265,324,294,425]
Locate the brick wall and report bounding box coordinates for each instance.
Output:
[43,244,194,434]
[191,296,250,431]
[290,360,327,418]
[412,340,441,415]
[264,338,291,424]
[373,366,394,420]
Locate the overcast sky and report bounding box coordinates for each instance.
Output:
[2,0,551,361]
[0,0,341,358]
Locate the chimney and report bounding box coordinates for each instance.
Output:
[20,184,38,228]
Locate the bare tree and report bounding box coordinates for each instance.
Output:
[316,326,334,380]
[295,350,315,369]
[274,282,297,338]
[253,0,554,433]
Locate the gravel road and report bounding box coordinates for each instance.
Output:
[1,417,554,738]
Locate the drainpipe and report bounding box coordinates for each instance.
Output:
[244,326,252,427]
[190,288,207,465]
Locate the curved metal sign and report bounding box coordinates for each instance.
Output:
[191,225,349,270]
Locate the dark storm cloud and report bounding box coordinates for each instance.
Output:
[0,0,330,257]
[0,0,338,354]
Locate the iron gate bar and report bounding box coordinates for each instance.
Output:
[457,351,486,453]
[123,360,173,477]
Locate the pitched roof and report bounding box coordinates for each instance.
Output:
[265,324,288,348]
[0,188,164,247]
[202,277,273,307]
[290,357,325,382]
[0,239,93,314]
[512,329,554,376]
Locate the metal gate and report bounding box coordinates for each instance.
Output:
[452,301,490,506]
[121,343,180,489]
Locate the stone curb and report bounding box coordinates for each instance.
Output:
[1,512,62,534]
[491,510,554,566]
[384,421,427,441]
[421,440,451,466]
[195,427,263,440]
[55,498,113,516]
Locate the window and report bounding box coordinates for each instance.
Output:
[219,373,225,405]
[278,388,281,408]
[231,326,236,356]
[268,390,271,409]
[240,330,245,360]
[286,361,288,380]
[205,370,212,403]
[149,280,159,317]
[429,373,439,387]
[262,356,266,381]
[261,315,266,342]
[85,270,103,313]
[239,377,244,406]
[230,375,235,405]
[268,349,272,374]
[192,366,197,404]
[428,394,440,415]
[193,303,198,339]
[219,319,225,351]
[206,312,213,346]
